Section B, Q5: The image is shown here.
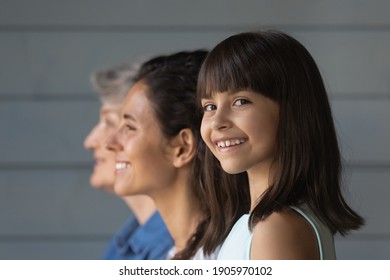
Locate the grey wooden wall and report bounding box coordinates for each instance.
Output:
[0,0,389,260]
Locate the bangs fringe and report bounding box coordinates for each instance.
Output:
[197,34,271,102]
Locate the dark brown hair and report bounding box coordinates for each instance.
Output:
[197,30,364,235]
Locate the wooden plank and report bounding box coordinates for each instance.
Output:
[0,32,230,96]
[1,238,388,260]
[0,168,387,260]
[1,0,390,27]
[1,31,389,97]
[0,100,99,164]
[343,168,390,235]
[335,239,390,260]
[0,169,131,235]
[1,99,388,164]
[332,99,390,163]
[295,30,390,97]
[331,168,390,259]
[0,240,108,260]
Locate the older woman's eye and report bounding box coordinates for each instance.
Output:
[126,125,136,131]
[104,120,115,127]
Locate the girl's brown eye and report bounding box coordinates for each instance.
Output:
[234,99,250,106]
[204,104,216,111]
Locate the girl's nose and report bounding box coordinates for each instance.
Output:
[211,106,232,131]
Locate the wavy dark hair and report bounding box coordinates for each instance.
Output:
[134,50,250,259]
[197,30,364,236]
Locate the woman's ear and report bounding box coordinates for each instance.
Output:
[170,128,196,168]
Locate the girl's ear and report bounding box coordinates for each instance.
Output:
[170,128,196,168]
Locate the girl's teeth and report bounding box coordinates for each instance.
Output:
[217,139,245,148]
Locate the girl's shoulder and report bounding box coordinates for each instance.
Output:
[250,207,319,259]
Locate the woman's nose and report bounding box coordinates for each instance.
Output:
[84,125,99,150]
[106,129,122,152]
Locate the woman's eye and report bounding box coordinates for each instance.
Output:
[101,117,118,128]
[126,124,136,131]
[203,104,216,111]
[104,120,114,127]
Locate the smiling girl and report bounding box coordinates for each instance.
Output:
[198,31,364,259]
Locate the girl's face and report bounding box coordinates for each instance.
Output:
[107,82,176,197]
[84,103,121,191]
[201,90,279,175]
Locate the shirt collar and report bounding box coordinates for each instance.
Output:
[116,211,172,255]
[113,215,139,255]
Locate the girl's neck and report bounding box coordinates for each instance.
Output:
[247,163,274,212]
[122,195,156,225]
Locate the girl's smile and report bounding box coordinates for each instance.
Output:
[215,138,247,148]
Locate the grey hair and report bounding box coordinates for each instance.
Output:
[90,61,141,105]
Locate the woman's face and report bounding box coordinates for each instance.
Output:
[200,90,279,175]
[107,81,176,197]
[84,102,121,191]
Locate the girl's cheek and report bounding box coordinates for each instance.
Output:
[200,121,209,140]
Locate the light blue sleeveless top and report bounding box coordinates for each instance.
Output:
[217,204,336,260]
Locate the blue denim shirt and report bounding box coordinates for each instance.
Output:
[102,211,173,260]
